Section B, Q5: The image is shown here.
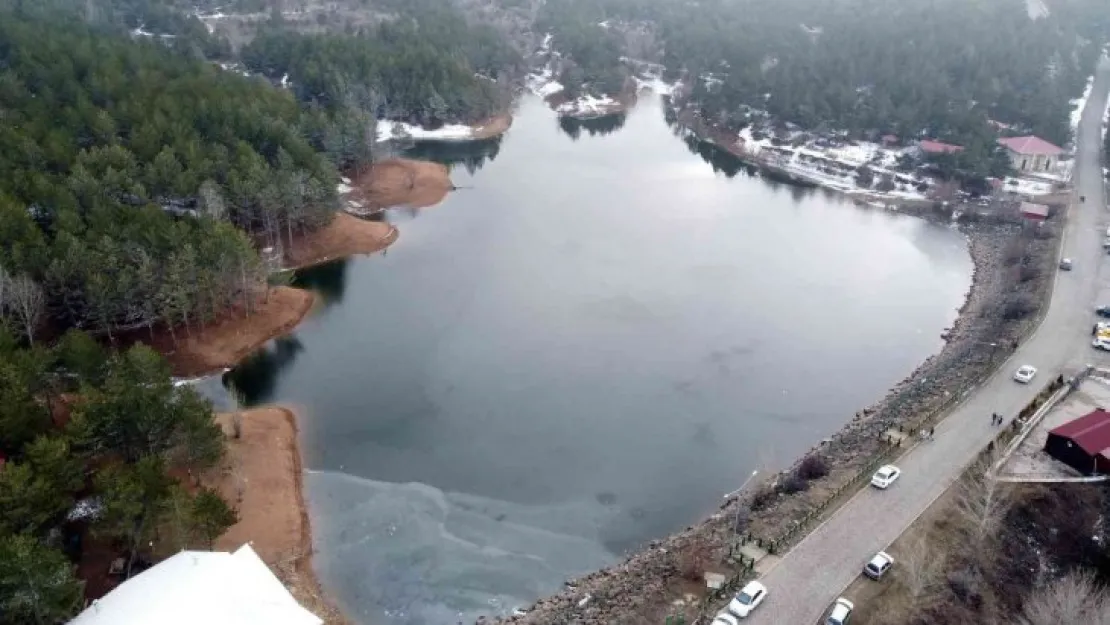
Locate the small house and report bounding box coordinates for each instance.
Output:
[1044,409,1110,475]
[997,136,1064,174]
[1019,202,1049,221]
[916,139,964,156]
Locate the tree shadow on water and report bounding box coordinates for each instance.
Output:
[557,113,627,140]
[222,335,306,406]
[403,136,503,175]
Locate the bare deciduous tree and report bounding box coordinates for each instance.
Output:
[1020,572,1110,625]
[899,531,945,610]
[953,456,1012,557]
[7,273,44,345]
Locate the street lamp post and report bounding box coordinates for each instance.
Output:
[724,470,759,534]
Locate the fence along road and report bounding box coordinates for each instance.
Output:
[742,57,1110,625]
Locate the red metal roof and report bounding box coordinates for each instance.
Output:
[1050,409,1110,455]
[918,139,964,154]
[997,135,1063,156]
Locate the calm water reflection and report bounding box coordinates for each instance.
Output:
[224,94,972,625]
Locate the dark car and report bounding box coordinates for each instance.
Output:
[1097,306,1110,318]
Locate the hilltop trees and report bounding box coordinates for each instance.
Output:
[0,9,345,339]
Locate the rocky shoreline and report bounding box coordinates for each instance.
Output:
[488,201,1066,624]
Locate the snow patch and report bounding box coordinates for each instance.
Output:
[1025,0,1049,20]
[555,94,620,118]
[1070,74,1094,135]
[527,68,564,97]
[336,182,354,195]
[1002,176,1054,197]
[375,121,480,143]
[633,76,677,96]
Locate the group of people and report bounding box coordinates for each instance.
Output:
[991,412,1005,426]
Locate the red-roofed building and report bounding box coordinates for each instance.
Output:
[1045,409,1110,475]
[998,135,1064,173]
[917,139,964,155]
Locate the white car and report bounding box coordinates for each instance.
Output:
[1095,338,1110,351]
[870,465,901,489]
[863,551,895,579]
[825,597,855,625]
[727,580,768,618]
[711,612,741,625]
[1013,365,1037,384]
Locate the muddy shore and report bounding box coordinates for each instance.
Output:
[488,203,1066,623]
[208,406,347,624]
[285,211,397,270]
[146,286,315,378]
[346,157,455,215]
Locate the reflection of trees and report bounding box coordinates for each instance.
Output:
[403,136,503,175]
[293,259,349,307]
[679,134,757,179]
[223,335,305,406]
[557,113,627,140]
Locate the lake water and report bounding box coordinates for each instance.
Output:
[222,94,972,624]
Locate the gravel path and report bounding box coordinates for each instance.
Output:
[743,56,1110,625]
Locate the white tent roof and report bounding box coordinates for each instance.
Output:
[70,544,322,625]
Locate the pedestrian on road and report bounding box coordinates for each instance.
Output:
[929,426,935,439]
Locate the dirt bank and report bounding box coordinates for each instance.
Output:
[347,158,455,214]
[492,204,1067,624]
[471,113,513,140]
[147,286,315,378]
[208,406,346,624]
[284,212,397,270]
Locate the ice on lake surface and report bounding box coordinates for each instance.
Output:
[305,469,617,625]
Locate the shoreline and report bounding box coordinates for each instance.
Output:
[208,405,346,624]
[491,201,1066,623]
[284,211,398,271]
[345,158,455,216]
[139,286,316,378]
[547,78,639,120]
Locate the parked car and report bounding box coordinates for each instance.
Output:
[1060,258,1073,271]
[711,612,741,625]
[727,581,768,618]
[1094,337,1110,351]
[1096,306,1110,318]
[864,551,895,580]
[870,464,902,489]
[1013,365,1037,384]
[825,597,855,625]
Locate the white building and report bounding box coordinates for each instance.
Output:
[69,544,322,625]
[997,135,1064,174]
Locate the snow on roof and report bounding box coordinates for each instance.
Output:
[997,135,1063,156]
[69,544,322,625]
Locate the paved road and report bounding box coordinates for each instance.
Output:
[744,58,1110,625]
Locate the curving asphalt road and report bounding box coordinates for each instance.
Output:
[743,57,1110,625]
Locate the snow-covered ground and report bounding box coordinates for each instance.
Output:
[1070,75,1095,135]
[526,68,564,97]
[1025,0,1049,20]
[1002,176,1055,197]
[555,94,621,118]
[633,76,677,96]
[376,121,482,143]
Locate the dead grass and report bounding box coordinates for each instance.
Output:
[137,287,315,377]
[349,158,454,212]
[206,406,347,624]
[284,212,397,270]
